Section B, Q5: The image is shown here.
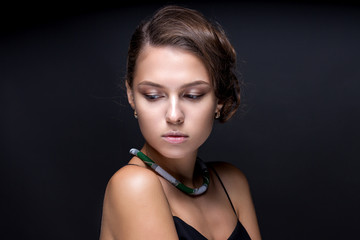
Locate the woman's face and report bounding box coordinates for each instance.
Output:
[127,45,222,159]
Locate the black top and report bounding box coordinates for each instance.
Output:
[126,163,251,239]
[173,166,251,240]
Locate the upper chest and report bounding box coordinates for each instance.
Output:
[158,174,238,240]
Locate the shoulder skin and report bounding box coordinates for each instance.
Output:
[210,161,262,240]
[99,165,178,240]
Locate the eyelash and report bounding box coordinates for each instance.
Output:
[143,93,204,101]
[144,94,163,100]
[183,94,204,100]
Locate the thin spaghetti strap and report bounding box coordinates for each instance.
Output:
[209,164,238,218]
[126,163,141,167]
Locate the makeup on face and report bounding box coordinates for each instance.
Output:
[136,81,213,103]
[161,131,189,144]
[128,46,220,159]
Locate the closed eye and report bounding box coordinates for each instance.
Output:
[183,94,204,100]
[144,94,163,100]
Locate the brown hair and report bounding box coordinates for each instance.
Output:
[126,5,240,122]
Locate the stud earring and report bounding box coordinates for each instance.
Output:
[134,110,138,119]
[215,111,220,119]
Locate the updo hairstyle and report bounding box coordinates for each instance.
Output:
[126,5,240,122]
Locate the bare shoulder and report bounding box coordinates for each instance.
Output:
[208,161,251,214]
[209,161,249,194]
[100,165,178,240]
[209,161,262,240]
[107,164,161,196]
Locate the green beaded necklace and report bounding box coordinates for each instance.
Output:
[130,148,210,195]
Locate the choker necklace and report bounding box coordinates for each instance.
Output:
[129,148,210,196]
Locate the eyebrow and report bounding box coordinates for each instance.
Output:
[137,80,211,88]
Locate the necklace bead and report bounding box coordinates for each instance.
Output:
[129,148,210,195]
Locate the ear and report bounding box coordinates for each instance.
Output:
[126,81,135,109]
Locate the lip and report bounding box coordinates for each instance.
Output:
[162,131,189,144]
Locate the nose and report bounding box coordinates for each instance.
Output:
[166,96,184,125]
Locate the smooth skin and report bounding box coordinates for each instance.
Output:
[100,45,261,240]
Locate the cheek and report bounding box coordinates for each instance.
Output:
[186,103,216,141]
[135,98,165,144]
[193,106,214,125]
[137,107,160,134]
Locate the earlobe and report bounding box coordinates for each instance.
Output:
[215,103,223,119]
[126,81,135,109]
[216,102,223,113]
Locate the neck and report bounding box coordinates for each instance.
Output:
[141,143,200,187]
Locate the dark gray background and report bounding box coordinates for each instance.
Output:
[1,1,359,239]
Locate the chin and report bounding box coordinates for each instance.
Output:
[144,136,206,160]
[160,148,188,159]
[168,142,205,159]
[152,144,196,160]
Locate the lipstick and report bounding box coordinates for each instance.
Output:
[162,131,188,144]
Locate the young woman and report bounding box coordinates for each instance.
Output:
[100,5,261,240]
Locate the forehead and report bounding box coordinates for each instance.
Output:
[133,45,210,87]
